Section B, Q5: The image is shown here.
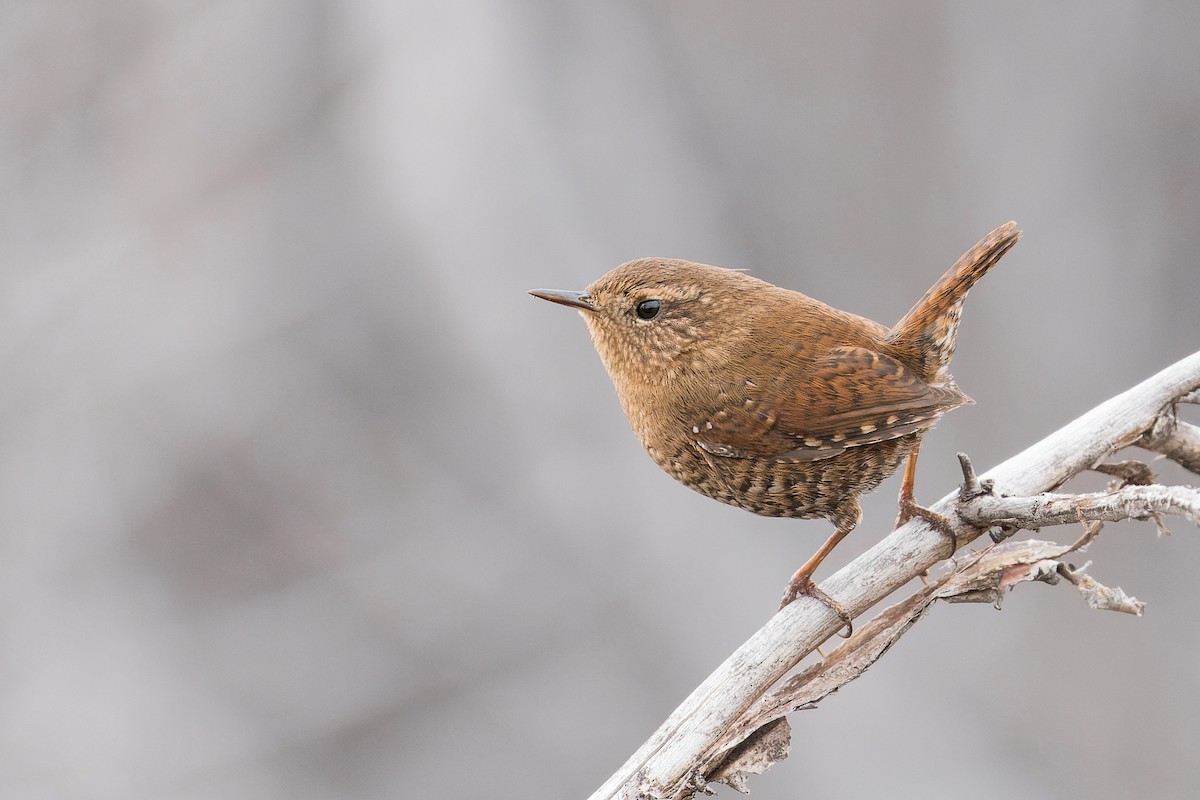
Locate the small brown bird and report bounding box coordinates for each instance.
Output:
[531,223,1019,620]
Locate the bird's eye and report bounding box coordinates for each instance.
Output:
[635,299,662,320]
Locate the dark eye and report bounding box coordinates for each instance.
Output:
[635,299,661,320]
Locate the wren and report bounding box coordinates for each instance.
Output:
[531,223,1020,620]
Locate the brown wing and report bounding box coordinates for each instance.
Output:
[695,346,969,462]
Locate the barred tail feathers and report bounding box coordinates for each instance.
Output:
[885,221,1020,382]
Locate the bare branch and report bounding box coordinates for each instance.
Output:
[1091,458,1156,486]
[590,351,1200,800]
[1057,561,1145,615]
[1141,409,1200,474]
[716,534,1143,758]
[957,483,1200,531]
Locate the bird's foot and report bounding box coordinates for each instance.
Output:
[897,498,960,561]
[779,575,853,638]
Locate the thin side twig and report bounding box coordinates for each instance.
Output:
[1141,410,1200,474]
[957,483,1200,531]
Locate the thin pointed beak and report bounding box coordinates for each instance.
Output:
[528,288,597,312]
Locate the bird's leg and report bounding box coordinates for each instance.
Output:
[895,446,959,560]
[779,524,854,637]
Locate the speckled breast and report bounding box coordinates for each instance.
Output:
[651,433,920,520]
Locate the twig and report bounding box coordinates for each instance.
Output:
[1141,409,1200,474]
[1091,459,1155,486]
[956,484,1200,531]
[1056,561,1145,615]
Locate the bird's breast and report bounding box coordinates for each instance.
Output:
[636,409,919,521]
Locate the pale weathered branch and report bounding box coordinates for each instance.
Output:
[707,531,1144,786]
[958,483,1200,531]
[590,351,1200,800]
[1141,408,1200,474]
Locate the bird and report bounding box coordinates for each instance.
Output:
[530,222,1020,624]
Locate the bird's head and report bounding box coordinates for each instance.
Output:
[530,258,771,388]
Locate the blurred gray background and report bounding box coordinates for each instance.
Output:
[3,2,1199,798]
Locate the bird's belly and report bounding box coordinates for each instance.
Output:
[652,435,918,519]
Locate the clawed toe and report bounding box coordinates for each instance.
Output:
[779,576,853,638]
[898,499,959,558]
